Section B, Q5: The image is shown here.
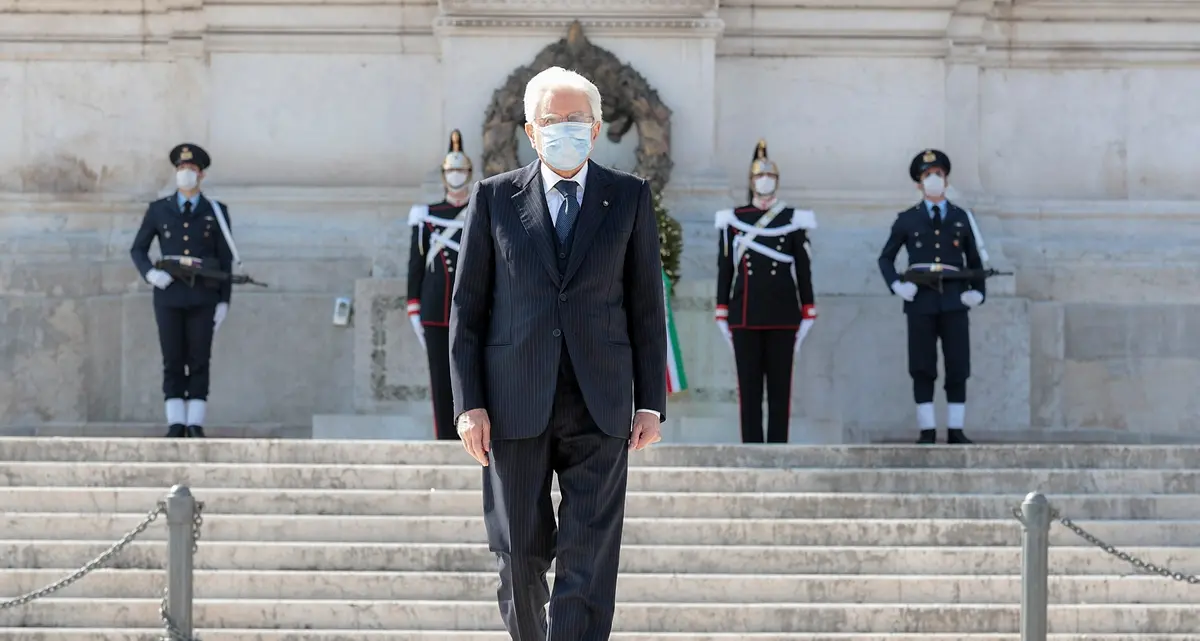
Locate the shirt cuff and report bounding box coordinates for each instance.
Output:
[635,409,661,419]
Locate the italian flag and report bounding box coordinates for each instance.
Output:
[663,269,688,395]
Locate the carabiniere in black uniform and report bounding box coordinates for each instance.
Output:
[715,139,818,444]
[878,149,985,445]
[130,143,234,438]
[407,130,473,440]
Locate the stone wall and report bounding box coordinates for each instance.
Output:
[1,0,1198,441]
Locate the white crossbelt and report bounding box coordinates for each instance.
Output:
[409,205,465,269]
[207,198,242,270]
[733,237,795,263]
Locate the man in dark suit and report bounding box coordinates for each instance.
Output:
[449,66,667,641]
[130,143,235,438]
[878,149,985,444]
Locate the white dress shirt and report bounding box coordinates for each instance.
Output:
[539,162,661,423]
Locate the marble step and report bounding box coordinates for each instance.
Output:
[3,633,1197,641]
[9,513,1199,546]
[10,462,1200,494]
[5,487,1200,519]
[0,600,1197,632]
[3,438,1200,469]
[3,541,1195,574]
[1,570,1195,604]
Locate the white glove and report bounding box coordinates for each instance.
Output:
[891,280,918,302]
[145,268,173,290]
[795,318,814,354]
[961,290,984,308]
[409,315,426,350]
[213,303,229,333]
[715,319,733,350]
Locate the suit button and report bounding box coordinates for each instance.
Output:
[559,252,566,259]
[183,250,190,255]
[935,243,940,248]
[934,230,940,235]
[183,235,189,241]
[934,257,941,262]
[770,270,777,275]
[552,329,561,337]
[183,223,189,228]
[559,294,567,302]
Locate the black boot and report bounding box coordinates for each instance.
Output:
[165,424,186,438]
[947,429,973,444]
[186,425,206,438]
[916,429,937,444]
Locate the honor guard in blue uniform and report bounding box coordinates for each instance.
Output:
[714,139,818,443]
[407,130,473,440]
[878,149,985,444]
[130,144,234,438]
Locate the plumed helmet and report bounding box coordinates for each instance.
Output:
[441,129,473,173]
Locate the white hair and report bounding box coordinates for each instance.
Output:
[523,67,603,124]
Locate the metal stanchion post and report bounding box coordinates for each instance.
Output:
[1019,491,1052,641]
[165,485,196,638]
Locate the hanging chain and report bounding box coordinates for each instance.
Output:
[0,501,166,610]
[1013,501,1200,585]
[1056,513,1200,584]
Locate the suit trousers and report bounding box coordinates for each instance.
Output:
[482,347,630,641]
[154,302,216,400]
[732,329,797,443]
[423,325,457,440]
[906,310,970,404]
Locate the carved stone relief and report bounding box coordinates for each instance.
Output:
[481,21,674,192]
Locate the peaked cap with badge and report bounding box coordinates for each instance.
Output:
[909,148,950,182]
[170,144,211,171]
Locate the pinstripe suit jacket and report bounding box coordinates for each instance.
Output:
[449,159,668,440]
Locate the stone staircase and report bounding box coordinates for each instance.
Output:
[0,438,1198,640]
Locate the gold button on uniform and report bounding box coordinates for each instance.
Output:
[183,250,190,255]
[183,223,189,228]
[183,235,189,241]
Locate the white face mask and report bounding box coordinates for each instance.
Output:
[753,176,777,196]
[444,170,469,189]
[176,169,198,191]
[537,122,595,172]
[922,173,945,198]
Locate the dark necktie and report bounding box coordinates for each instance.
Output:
[183,200,193,216]
[930,203,942,228]
[554,180,579,245]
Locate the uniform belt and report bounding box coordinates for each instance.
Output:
[162,255,217,262]
[908,263,960,273]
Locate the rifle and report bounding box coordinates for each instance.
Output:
[156,258,269,288]
[901,266,1012,293]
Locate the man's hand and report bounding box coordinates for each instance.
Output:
[145,268,173,290]
[891,280,918,302]
[961,290,984,308]
[715,319,733,350]
[629,412,662,451]
[214,302,229,333]
[409,315,426,349]
[457,408,491,466]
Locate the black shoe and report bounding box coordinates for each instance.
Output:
[165,424,186,438]
[916,429,937,444]
[947,429,973,444]
[186,425,206,438]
